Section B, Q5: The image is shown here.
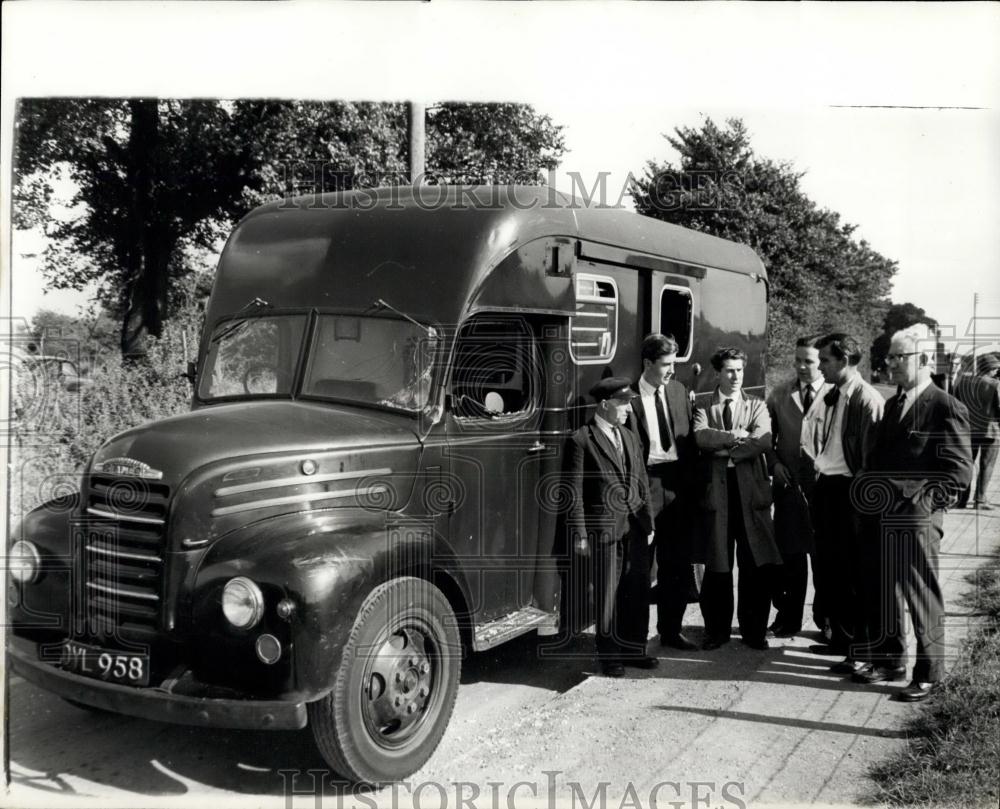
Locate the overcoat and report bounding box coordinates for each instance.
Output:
[765,378,831,555]
[693,391,782,573]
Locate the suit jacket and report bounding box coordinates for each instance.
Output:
[693,390,781,572]
[628,377,695,468]
[954,373,1000,440]
[567,419,654,545]
[766,377,832,555]
[863,381,973,510]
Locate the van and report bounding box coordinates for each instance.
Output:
[9,185,767,784]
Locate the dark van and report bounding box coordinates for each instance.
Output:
[9,185,767,783]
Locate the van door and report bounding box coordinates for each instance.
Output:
[444,314,544,622]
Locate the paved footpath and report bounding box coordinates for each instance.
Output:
[6,481,999,808]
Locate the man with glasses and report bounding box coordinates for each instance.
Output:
[852,325,972,701]
[812,333,884,673]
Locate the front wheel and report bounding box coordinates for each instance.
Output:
[308,577,462,785]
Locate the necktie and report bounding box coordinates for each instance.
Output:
[612,426,624,459]
[802,384,814,414]
[722,398,734,431]
[654,387,673,452]
[824,387,840,408]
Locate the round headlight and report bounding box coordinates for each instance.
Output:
[9,541,41,584]
[222,577,264,628]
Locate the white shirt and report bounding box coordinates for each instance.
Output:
[714,389,739,468]
[797,376,826,413]
[815,374,860,478]
[898,377,933,419]
[638,376,679,464]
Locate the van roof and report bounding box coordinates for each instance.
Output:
[244,185,765,278]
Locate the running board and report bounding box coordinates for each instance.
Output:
[472,606,560,652]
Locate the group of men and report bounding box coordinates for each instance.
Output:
[567,326,979,702]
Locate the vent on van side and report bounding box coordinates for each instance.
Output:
[570,273,618,364]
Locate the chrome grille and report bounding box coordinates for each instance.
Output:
[83,474,169,634]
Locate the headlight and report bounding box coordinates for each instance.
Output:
[222,577,264,628]
[9,541,41,584]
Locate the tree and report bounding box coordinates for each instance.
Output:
[14,100,567,356]
[631,118,897,377]
[870,302,937,374]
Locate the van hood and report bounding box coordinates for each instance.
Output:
[91,400,421,487]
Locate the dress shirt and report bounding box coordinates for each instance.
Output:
[638,376,678,464]
[594,412,623,456]
[714,389,738,468]
[898,377,933,419]
[815,374,860,477]
[798,377,825,413]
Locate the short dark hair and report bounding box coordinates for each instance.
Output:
[815,333,862,366]
[641,333,679,364]
[710,347,747,371]
[795,334,823,349]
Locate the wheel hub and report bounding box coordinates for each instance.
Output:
[365,627,434,741]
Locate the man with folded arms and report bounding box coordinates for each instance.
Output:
[852,325,972,701]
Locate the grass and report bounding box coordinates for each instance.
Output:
[866,556,1000,808]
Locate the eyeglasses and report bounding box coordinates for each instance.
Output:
[885,351,921,363]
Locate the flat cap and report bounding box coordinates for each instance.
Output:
[589,377,639,402]
[976,354,1000,375]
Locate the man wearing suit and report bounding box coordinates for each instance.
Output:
[811,333,884,670]
[765,336,833,638]
[694,347,782,650]
[852,325,972,701]
[628,333,698,650]
[953,354,1000,510]
[567,377,658,677]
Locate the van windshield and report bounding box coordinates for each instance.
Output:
[200,314,308,400]
[301,314,439,413]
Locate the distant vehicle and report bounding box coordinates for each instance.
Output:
[10,185,769,784]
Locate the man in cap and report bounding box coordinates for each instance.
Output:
[567,376,658,677]
[954,353,1000,510]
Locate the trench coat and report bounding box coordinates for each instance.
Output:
[693,391,782,574]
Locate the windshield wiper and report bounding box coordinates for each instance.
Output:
[371,298,435,337]
[210,297,272,345]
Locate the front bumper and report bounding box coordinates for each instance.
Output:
[8,636,308,730]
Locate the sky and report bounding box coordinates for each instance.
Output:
[3,2,1000,346]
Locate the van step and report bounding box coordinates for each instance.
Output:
[473,605,559,651]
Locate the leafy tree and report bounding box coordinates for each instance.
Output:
[15,100,567,356]
[870,302,937,374]
[631,118,897,378]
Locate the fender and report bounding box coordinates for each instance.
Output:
[189,507,473,699]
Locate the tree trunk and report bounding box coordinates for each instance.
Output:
[121,99,170,358]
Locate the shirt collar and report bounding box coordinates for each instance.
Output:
[904,378,933,402]
[638,376,664,396]
[801,377,824,393]
[594,412,617,432]
[714,388,739,405]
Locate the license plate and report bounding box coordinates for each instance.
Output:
[53,640,150,687]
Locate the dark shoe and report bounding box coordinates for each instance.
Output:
[852,664,906,684]
[830,657,868,675]
[660,633,698,651]
[895,680,938,702]
[742,638,770,651]
[974,501,994,511]
[601,662,625,678]
[702,636,730,651]
[809,643,848,656]
[768,622,800,639]
[622,655,659,669]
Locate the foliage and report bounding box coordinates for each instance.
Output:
[14,99,566,356]
[870,302,938,374]
[631,118,897,380]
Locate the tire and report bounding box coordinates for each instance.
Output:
[308,576,462,785]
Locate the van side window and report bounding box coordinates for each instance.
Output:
[570,273,618,364]
[660,285,694,360]
[451,317,537,420]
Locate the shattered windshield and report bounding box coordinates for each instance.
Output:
[301,315,439,413]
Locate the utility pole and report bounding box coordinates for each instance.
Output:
[408,102,425,186]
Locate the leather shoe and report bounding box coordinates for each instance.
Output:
[852,664,906,684]
[895,680,938,702]
[702,636,730,651]
[830,658,868,675]
[622,655,659,669]
[768,621,800,638]
[660,633,698,651]
[742,638,770,651]
[601,662,625,678]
